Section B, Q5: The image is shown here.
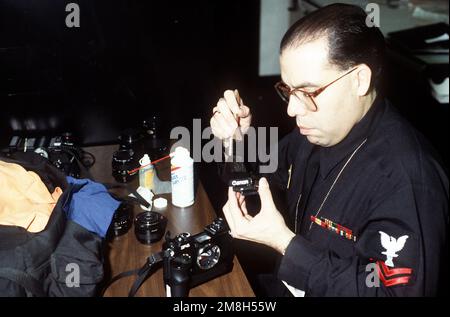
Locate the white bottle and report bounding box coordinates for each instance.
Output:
[139,154,154,190]
[170,147,194,207]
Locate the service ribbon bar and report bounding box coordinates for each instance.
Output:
[310,215,357,241]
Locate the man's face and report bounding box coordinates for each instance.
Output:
[280,36,364,147]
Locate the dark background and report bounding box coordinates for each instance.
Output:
[1,0,448,296]
[0,0,294,145]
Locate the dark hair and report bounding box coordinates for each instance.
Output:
[280,3,385,91]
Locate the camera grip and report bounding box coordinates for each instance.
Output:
[164,255,192,297]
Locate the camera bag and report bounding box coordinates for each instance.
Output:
[0,152,104,296]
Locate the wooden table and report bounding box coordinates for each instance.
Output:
[85,145,254,297]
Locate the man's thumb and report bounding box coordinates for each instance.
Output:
[258,177,275,210]
[238,105,250,119]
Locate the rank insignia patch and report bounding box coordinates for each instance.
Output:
[375,260,413,287]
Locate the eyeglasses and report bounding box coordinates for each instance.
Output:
[274,67,358,112]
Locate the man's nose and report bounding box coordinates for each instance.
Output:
[287,96,308,117]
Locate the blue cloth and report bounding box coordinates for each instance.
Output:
[64,177,120,238]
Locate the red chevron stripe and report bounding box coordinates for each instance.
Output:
[375,261,412,287]
[378,273,411,287]
[377,261,412,277]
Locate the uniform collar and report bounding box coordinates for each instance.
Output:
[318,96,385,179]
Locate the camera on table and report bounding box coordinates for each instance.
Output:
[3,132,92,178]
[46,133,85,178]
[112,117,168,183]
[162,218,234,297]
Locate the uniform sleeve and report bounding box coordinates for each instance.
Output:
[44,220,104,297]
[278,182,448,296]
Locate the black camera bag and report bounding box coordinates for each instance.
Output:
[0,152,104,297]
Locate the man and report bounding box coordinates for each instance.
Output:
[210,4,448,296]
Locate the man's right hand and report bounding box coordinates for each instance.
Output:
[210,89,252,141]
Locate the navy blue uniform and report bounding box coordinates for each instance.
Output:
[267,98,448,296]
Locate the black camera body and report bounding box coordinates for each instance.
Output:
[46,133,83,178]
[162,218,234,297]
[2,132,90,178]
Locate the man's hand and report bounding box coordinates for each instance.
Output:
[222,177,295,255]
[210,89,252,142]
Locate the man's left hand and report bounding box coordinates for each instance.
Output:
[222,177,296,254]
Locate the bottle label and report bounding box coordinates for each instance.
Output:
[171,164,194,207]
[144,168,154,189]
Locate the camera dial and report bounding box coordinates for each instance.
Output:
[176,232,191,244]
[196,244,221,270]
[173,254,192,269]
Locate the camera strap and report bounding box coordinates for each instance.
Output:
[101,250,165,297]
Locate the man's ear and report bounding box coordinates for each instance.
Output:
[355,64,372,96]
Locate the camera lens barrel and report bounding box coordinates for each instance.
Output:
[134,211,167,244]
[112,148,137,183]
[108,202,133,238]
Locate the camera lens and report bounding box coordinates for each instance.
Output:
[107,202,133,238]
[134,211,167,244]
[118,128,142,148]
[142,116,158,139]
[141,117,168,157]
[112,148,137,183]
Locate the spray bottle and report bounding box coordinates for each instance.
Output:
[139,154,154,190]
[170,147,194,207]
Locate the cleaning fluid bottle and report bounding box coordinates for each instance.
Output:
[170,147,194,207]
[139,154,154,190]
